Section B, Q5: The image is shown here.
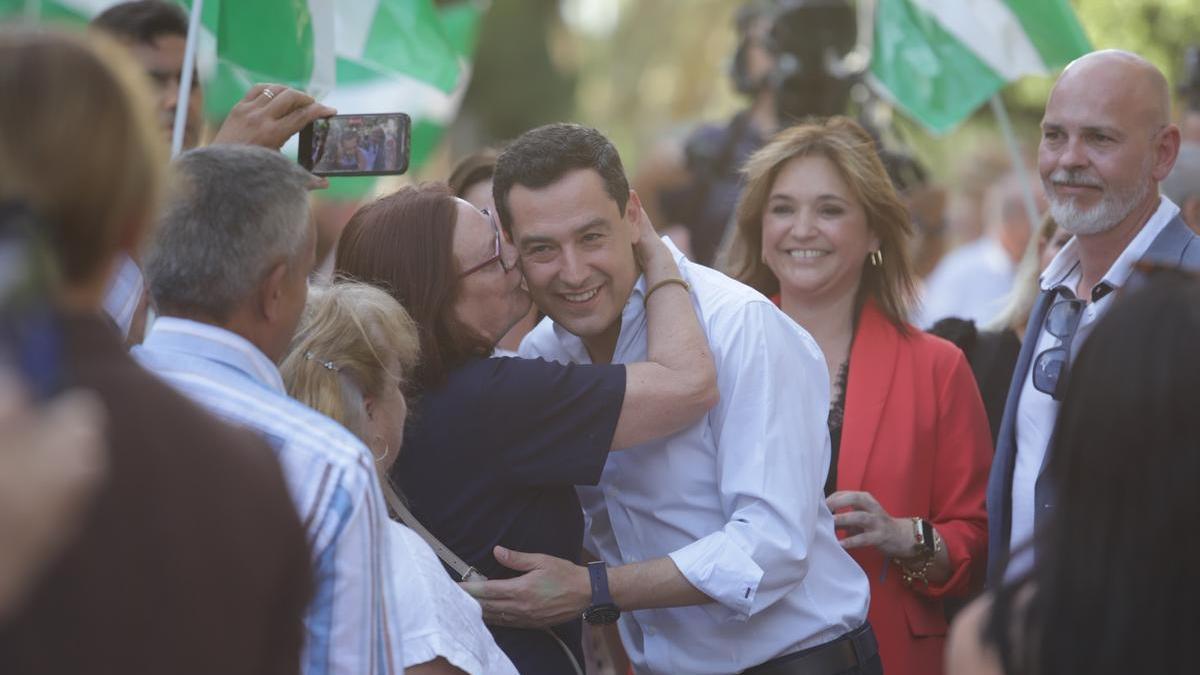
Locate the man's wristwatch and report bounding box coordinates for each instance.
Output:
[581,561,620,625]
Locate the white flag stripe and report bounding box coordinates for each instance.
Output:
[911,0,1047,81]
[322,62,471,125]
[308,0,337,99]
[334,0,380,59]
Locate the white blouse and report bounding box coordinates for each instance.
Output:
[387,522,518,674]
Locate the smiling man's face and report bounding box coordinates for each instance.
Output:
[505,168,641,360]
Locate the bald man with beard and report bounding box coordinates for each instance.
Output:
[985,50,1200,586]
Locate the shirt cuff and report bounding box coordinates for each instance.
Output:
[668,532,764,620]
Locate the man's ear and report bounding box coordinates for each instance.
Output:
[1152,125,1182,182]
[626,189,645,244]
[259,261,289,322]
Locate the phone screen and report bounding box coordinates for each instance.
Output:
[299,113,411,177]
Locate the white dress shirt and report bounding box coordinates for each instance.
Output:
[388,522,518,675]
[1008,196,1179,579]
[916,236,1015,328]
[134,318,404,675]
[521,239,870,675]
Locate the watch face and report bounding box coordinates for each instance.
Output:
[583,604,620,625]
[919,519,936,553]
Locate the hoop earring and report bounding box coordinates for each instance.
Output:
[868,250,883,267]
[372,436,391,463]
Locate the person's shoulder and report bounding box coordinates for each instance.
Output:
[946,595,1006,675]
[264,390,375,467]
[682,259,779,317]
[389,522,451,585]
[517,315,568,361]
[903,324,975,377]
[85,344,300,511]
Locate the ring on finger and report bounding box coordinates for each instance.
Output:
[262,87,276,100]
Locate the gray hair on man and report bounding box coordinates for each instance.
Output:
[146,144,313,319]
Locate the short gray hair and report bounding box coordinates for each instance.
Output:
[1163,143,1200,207]
[146,145,313,320]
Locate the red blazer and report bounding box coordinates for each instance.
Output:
[839,301,991,675]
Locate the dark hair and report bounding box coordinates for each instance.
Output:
[492,123,629,233]
[447,147,500,198]
[91,0,188,44]
[985,274,1200,674]
[334,184,492,391]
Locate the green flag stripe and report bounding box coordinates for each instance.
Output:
[1000,0,1092,70]
[870,0,1006,134]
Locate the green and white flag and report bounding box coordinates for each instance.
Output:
[869,0,1092,134]
[0,0,483,181]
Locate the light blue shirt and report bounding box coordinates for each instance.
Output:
[134,317,402,675]
[102,253,144,340]
[521,239,870,674]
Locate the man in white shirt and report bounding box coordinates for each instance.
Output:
[918,173,1040,327]
[987,50,1200,584]
[465,123,875,675]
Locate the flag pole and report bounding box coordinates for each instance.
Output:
[989,94,1041,228]
[172,0,204,158]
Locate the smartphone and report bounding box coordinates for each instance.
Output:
[0,202,63,400]
[299,112,411,177]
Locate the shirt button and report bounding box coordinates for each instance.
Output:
[646,627,656,636]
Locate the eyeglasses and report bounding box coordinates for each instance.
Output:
[457,209,516,278]
[1031,296,1085,401]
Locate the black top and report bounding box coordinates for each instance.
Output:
[393,356,626,674]
[825,360,851,497]
[927,317,1022,444]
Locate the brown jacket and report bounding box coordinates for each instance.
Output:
[0,313,312,675]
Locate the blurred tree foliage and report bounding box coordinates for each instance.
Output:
[443,0,1200,183]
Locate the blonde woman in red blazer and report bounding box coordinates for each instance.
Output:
[728,117,992,675]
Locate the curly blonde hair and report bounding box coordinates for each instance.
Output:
[281,280,420,441]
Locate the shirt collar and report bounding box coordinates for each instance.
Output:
[1040,195,1181,296]
[548,236,688,364]
[142,316,286,394]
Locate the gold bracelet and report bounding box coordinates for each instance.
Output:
[893,525,943,587]
[643,277,690,303]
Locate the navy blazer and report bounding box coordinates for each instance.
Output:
[985,212,1200,586]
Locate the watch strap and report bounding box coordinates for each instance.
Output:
[587,561,614,606]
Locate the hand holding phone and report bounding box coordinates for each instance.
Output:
[213,84,336,151]
[299,113,411,177]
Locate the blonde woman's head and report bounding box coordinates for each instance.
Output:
[727,116,917,327]
[282,281,420,471]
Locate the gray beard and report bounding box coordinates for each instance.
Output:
[1045,172,1152,237]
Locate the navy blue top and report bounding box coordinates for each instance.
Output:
[393,356,625,674]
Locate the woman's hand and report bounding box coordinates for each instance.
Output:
[630,200,672,272]
[826,490,916,559]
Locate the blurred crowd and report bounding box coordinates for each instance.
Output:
[1,2,1199,675]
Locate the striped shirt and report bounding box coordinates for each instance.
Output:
[101,253,144,340]
[134,317,402,675]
